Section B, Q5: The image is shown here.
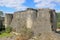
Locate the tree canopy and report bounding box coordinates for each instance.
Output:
[56,13,60,22]
[0,11,3,17]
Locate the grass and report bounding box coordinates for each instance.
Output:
[0,32,12,38]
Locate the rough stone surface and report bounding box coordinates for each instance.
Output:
[29,32,60,40]
[9,8,57,34]
[4,8,60,40]
[31,9,51,35]
[5,14,13,27]
[10,8,37,33]
[0,35,16,40]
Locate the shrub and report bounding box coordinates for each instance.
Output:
[5,26,12,33]
[57,22,60,28]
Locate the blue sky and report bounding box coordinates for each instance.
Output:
[0,0,60,13]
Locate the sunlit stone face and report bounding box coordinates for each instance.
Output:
[26,14,32,28]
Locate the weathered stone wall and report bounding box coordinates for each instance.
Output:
[10,11,27,32]
[32,9,57,35]
[10,8,37,32]
[5,8,57,34]
[26,8,37,28]
[5,14,13,28]
[4,8,59,40]
[31,9,52,35]
[51,10,57,31]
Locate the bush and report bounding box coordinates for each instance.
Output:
[57,22,60,28]
[5,26,12,33]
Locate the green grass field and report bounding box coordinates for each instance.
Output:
[0,32,12,38]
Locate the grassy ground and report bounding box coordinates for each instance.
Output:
[0,32,12,38]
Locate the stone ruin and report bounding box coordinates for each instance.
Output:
[4,8,57,34]
[4,8,60,40]
[5,14,13,28]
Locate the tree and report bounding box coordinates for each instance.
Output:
[0,11,3,17]
[0,11,3,21]
[0,11,4,32]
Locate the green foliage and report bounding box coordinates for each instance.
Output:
[5,26,12,33]
[56,13,60,28]
[0,26,12,38]
[0,21,5,32]
[57,22,60,28]
[0,32,13,38]
[56,13,60,22]
[0,11,3,16]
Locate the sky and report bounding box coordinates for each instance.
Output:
[0,0,60,13]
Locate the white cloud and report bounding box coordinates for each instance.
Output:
[0,0,27,11]
[34,0,60,9]
[15,5,27,11]
[34,0,53,3]
[55,0,60,3]
[34,0,41,3]
[34,0,60,3]
[35,1,56,9]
